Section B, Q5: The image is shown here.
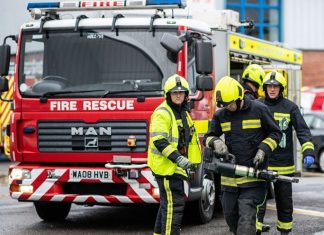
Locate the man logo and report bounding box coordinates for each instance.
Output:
[71,126,112,150]
[71,127,112,136]
[85,137,98,148]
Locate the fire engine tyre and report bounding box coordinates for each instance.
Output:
[186,173,216,224]
[34,202,71,221]
[319,151,324,172]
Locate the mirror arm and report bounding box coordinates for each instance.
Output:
[190,90,205,103]
[3,35,17,45]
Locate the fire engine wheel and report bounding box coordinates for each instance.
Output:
[319,151,324,172]
[186,173,216,224]
[34,201,71,221]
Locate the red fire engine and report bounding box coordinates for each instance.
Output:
[0,0,216,223]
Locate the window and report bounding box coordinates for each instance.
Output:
[187,39,198,94]
[19,29,177,97]
[313,117,324,129]
[304,115,314,128]
[226,0,282,42]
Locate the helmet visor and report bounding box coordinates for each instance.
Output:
[216,100,235,108]
[170,86,188,93]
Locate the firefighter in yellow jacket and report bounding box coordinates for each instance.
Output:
[148,74,201,235]
[204,76,281,235]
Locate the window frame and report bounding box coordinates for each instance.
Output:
[226,0,282,42]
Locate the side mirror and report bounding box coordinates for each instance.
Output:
[0,76,9,92]
[196,75,213,91]
[160,33,184,54]
[195,40,213,74]
[0,44,11,76]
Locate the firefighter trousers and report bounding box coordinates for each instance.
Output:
[257,180,293,233]
[221,185,266,235]
[153,176,185,235]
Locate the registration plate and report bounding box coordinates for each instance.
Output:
[70,169,112,180]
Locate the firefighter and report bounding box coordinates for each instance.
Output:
[148,74,201,235]
[257,71,315,235]
[242,64,265,101]
[242,64,270,233]
[204,76,281,235]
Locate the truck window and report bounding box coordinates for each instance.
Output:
[187,39,197,94]
[19,29,177,97]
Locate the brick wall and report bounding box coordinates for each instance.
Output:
[302,51,324,87]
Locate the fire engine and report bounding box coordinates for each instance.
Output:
[0,0,303,223]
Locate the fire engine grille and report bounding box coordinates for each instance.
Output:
[38,121,147,152]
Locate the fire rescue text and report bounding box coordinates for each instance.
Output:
[50,100,135,111]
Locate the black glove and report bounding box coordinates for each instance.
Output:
[176,155,193,170]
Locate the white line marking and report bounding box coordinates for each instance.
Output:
[267,203,324,218]
[0,203,33,210]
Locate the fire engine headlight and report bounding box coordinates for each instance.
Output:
[19,185,34,193]
[10,169,31,180]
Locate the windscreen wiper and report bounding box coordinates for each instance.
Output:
[101,89,163,98]
[40,89,105,103]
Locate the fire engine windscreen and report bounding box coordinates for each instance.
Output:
[19,29,177,97]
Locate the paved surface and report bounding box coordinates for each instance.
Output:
[1,158,324,234]
[0,156,14,177]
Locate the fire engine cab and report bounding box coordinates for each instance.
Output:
[0,0,303,223]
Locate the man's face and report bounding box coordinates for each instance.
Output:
[266,84,281,99]
[225,101,238,112]
[170,91,185,105]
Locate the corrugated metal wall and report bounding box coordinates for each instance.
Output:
[283,0,324,50]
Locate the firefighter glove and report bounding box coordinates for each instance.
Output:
[213,139,228,155]
[253,149,265,167]
[176,155,193,170]
[303,155,314,168]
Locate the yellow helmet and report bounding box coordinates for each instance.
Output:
[242,64,265,88]
[214,76,244,107]
[164,74,189,96]
[262,71,287,93]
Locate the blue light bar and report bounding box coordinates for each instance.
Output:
[27,2,60,10]
[146,0,186,8]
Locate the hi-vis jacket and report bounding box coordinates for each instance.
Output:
[148,101,201,177]
[204,98,282,188]
[260,96,315,175]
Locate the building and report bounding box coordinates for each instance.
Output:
[0,0,323,87]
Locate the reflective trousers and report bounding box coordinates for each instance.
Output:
[257,180,293,233]
[221,185,266,235]
[153,176,185,235]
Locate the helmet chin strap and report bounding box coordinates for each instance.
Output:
[236,99,243,110]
